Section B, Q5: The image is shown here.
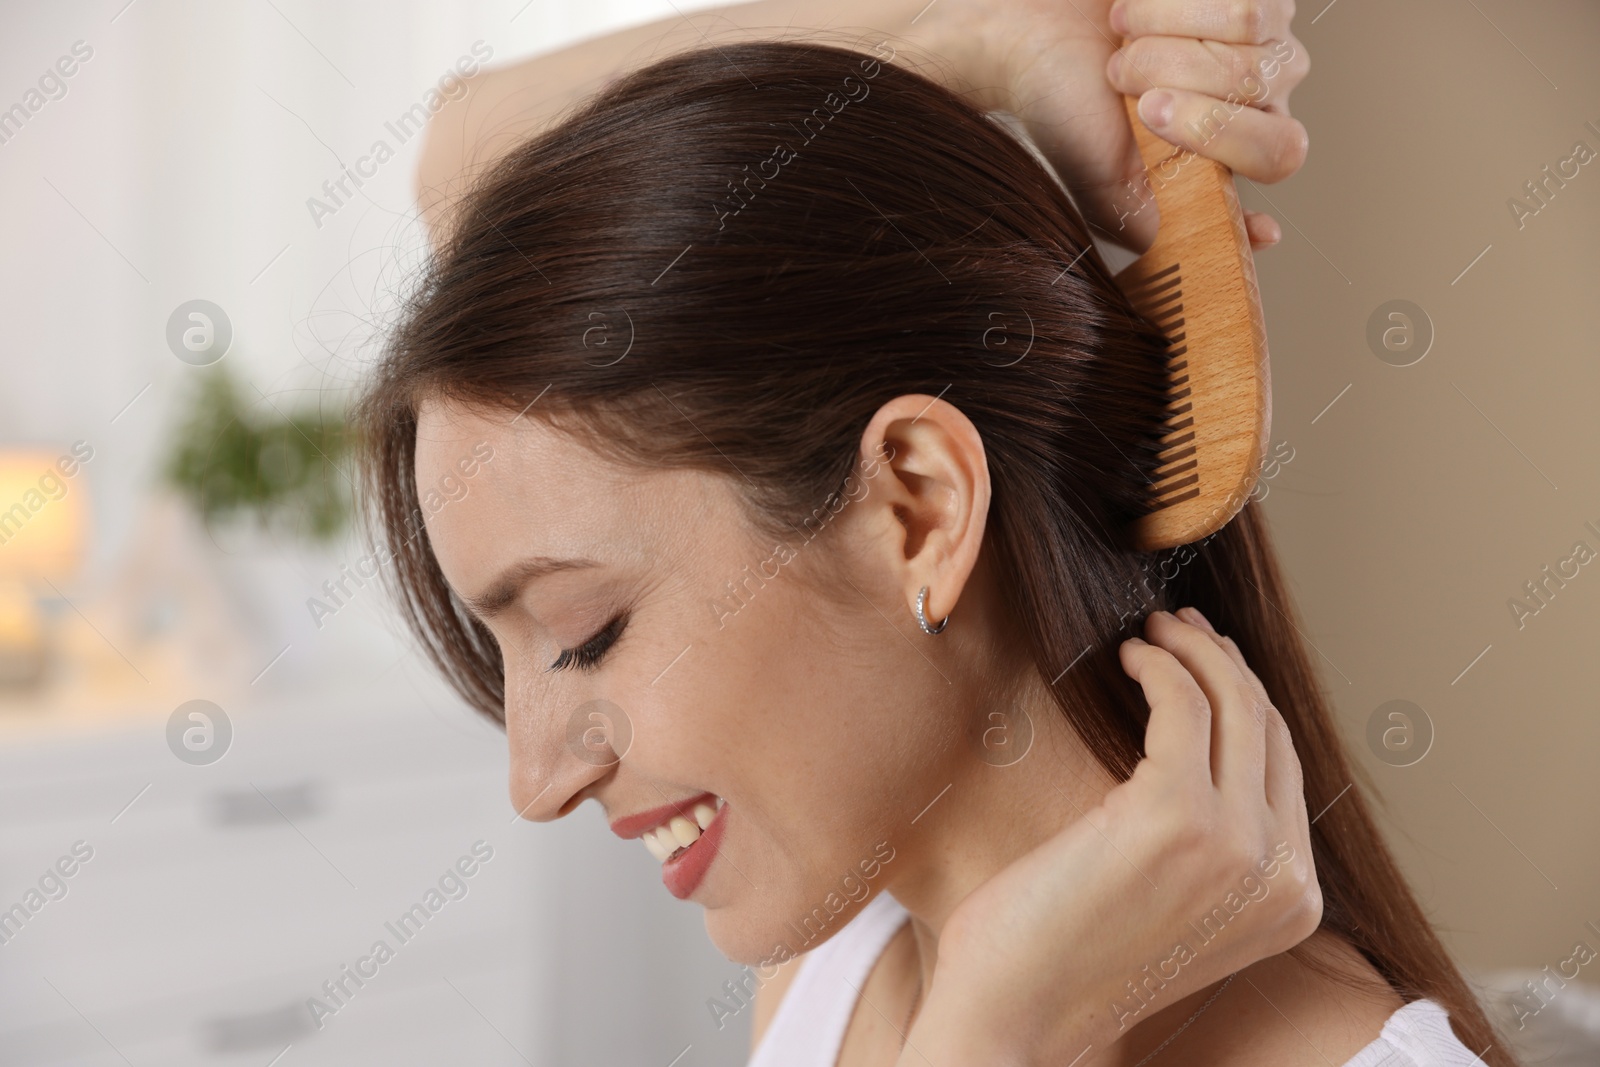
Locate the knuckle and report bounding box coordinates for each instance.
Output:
[1220,834,1258,876]
[1182,687,1214,722]
[1290,39,1312,80]
[1231,680,1264,720]
[1173,621,1222,660]
[1124,36,1162,75]
[1218,45,1257,88]
[1254,120,1305,181]
[1272,711,1295,750]
[1291,880,1324,939]
[1177,825,1209,863]
[1228,49,1254,91]
[1276,711,1295,743]
[1266,119,1309,180]
[1282,747,1306,790]
[1176,808,1222,855]
[1287,858,1321,910]
[1232,0,1270,43]
[1138,640,1175,671]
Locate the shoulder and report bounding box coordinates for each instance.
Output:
[1341,998,1486,1067]
[1204,930,1410,1066]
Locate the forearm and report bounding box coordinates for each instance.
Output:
[416,0,968,247]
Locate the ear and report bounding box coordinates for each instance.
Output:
[849,394,991,628]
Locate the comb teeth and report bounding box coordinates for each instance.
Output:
[1124,262,1201,513]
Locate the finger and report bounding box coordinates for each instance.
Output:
[1176,608,1304,818]
[1245,210,1281,249]
[1134,88,1309,183]
[1175,606,1271,708]
[1144,610,1264,794]
[1107,36,1308,111]
[1118,636,1213,781]
[1111,0,1295,46]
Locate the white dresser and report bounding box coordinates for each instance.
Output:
[0,664,751,1067]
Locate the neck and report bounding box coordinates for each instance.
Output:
[884,664,1121,996]
[875,665,1285,1067]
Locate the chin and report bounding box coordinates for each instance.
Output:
[703,907,788,968]
[701,881,878,969]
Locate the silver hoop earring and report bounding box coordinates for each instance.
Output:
[915,585,949,635]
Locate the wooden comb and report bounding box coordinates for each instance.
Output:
[1113,91,1272,551]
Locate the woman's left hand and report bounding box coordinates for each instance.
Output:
[899,607,1322,1067]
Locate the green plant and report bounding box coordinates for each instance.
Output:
[162,364,355,541]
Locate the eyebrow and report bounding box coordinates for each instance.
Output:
[459,556,604,620]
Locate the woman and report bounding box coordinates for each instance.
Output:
[356,3,1517,1065]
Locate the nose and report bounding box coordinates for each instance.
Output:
[507,692,629,821]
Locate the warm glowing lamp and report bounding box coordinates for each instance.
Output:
[0,449,90,687]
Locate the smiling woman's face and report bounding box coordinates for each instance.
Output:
[413,395,1004,965]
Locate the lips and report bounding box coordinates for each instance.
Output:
[608,790,729,900]
[660,800,727,900]
[609,791,720,840]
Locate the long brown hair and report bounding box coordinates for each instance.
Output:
[355,40,1517,1065]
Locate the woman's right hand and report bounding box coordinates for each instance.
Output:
[914,0,1310,251]
[901,607,1324,1067]
[417,0,1308,255]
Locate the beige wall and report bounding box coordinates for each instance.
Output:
[1244,0,1600,970]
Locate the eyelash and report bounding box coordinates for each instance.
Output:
[546,611,629,673]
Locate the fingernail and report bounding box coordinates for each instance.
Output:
[1186,607,1216,633]
[1109,0,1129,36]
[1125,636,1147,646]
[1139,90,1174,129]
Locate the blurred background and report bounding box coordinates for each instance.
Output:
[0,0,1596,1065]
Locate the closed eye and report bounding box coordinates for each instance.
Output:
[546,611,629,673]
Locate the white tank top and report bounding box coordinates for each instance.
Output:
[748,890,1487,1067]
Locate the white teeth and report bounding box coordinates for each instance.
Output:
[641,798,723,864]
[668,815,699,848]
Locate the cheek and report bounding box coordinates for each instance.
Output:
[672,567,935,957]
